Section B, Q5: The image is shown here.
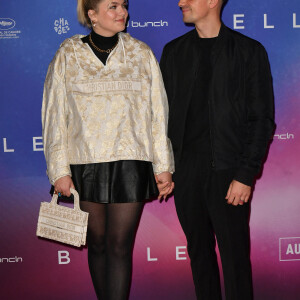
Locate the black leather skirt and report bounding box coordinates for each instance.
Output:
[51,160,159,203]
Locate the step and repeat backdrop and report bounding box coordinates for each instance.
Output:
[0,0,299,299]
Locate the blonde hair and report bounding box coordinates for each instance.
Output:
[77,0,103,28]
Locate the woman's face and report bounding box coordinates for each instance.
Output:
[88,0,128,36]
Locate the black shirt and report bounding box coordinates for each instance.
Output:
[81,30,118,65]
[182,36,218,160]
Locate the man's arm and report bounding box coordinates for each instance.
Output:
[234,42,275,187]
[160,45,174,107]
[227,43,275,206]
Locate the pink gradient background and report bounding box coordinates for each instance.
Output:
[1,0,300,299]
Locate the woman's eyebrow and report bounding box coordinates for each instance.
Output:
[110,1,127,4]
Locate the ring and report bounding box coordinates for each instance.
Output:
[58,192,62,197]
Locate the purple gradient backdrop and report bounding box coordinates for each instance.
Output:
[1,0,300,299]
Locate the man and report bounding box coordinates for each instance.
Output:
[160,0,274,299]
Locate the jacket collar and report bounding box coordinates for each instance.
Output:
[212,22,229,65]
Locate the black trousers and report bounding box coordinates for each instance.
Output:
[174,153,253,300]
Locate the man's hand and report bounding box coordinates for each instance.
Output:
[54,175,75,197]
[225,180,251,206]
[155,172,175,201]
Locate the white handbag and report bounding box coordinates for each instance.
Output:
[36,188,89,247]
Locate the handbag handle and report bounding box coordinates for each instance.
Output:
[50,188,80,211]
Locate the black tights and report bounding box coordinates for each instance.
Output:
[80,201,144,300]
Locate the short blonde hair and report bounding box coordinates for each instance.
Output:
[77,0,103,28]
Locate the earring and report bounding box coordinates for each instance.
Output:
[90,20,96,27]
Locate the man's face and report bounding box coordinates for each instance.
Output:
[178,0,210,24]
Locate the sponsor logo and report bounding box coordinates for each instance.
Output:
[272,133,295,140]
[54,18,70,35]
[0,256,23,263]
[127,20,168,28]
[0,18,21,39]
[279,237,300,261]
[0,18,16,30]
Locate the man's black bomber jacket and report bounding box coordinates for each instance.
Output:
[160,23,275,186]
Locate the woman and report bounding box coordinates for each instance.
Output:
[42,0,174,299]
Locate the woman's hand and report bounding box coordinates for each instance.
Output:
[155,172,175,201]
[54,175,75,197]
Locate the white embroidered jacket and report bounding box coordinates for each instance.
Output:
[42,33,174,184]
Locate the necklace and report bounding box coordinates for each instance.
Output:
[88,33,119,54]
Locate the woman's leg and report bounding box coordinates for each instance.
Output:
[105,202,144,300]
[80,201,106,299]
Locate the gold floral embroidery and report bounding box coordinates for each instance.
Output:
[42,33,174,184]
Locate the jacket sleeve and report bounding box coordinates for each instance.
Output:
[148,49,175,174]
[234,43,275,186]
[159,44,174,107]
[41,48,71,185]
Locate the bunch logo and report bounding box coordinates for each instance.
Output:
[0,18,21,39]
[0,256,23,263]
[54,18,70,35]
[127,20,168,28]
[272,133,295,140]
[279,237,300,261]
